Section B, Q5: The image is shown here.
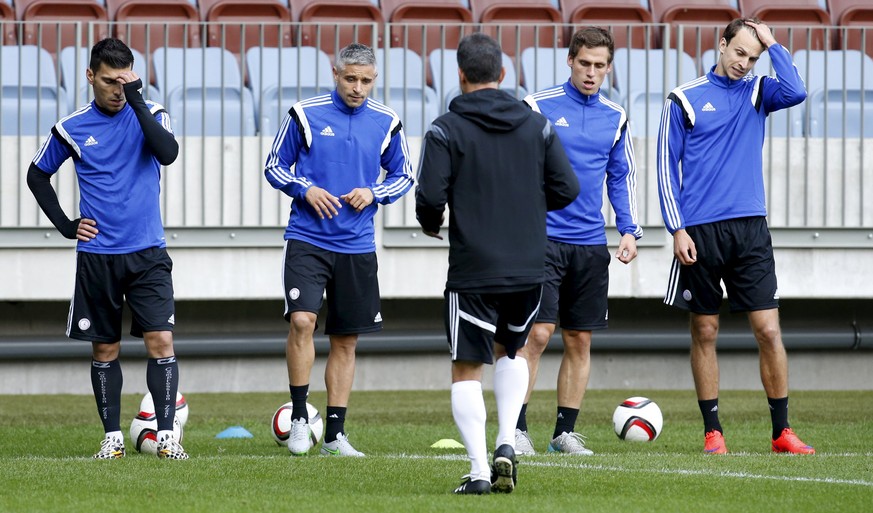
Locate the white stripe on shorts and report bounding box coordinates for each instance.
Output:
[664,257,682,305]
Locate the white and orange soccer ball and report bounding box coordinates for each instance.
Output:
[613,396,663,442]
[271,401,323,448]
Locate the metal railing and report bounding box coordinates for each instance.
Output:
[1,21,872,238]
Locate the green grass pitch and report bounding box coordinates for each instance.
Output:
[1,390,871,512]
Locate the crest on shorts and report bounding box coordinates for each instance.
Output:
[78,318,91,330]
[682,290,692,301]
[289,288,300,300]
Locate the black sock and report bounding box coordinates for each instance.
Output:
[768,396,790,439]
[289,384,309,422]
[553,406,579,439]
[91,359,123,433]
[698,398,723,434]
[324,406,347,443]
[147,356,179,432]
[516,403,529,431]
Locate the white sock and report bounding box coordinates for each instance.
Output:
[105,430,123,443]
[157,430,174,443]
[494,355,529,449]
[451,380,489,481]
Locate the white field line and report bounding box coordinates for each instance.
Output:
[394,453,873,488]
[5,453,873,488]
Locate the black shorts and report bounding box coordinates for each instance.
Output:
[68,247,175,343]
[282,239,382,335]
[664,216,779,314]
[537,240,610,330]
[445,285,542,364]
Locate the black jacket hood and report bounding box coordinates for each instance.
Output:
[448,88,532,133]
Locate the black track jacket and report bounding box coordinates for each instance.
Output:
[416,87,579,292]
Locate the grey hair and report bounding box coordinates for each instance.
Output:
[336,43,377,71]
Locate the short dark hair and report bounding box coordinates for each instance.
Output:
[569,26,614,64]
[722,17,764,47]
[89,38,134,72]
[457,33,502,85]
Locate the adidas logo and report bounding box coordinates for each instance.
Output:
[711,405,718,412]
[702,102,717,112]
[554,116,569,127]
[329,414,339,419]
[320,126,335,136]
[84,135,98,146]
[557,412,564,419]
[168,314,175,325]
[374,312,382,323]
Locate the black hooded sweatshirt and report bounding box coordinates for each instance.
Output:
[416,88,579,292]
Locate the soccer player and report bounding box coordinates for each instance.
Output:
[657,18,814,455]
[264,43,414,457]
[515,26,642,456]
[27,38,187,459]
[416,33,579,494]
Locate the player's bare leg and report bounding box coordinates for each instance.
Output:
[325,334,358,407]
[748,308,787,398]
[548,329,594,455]
[287,311,317,386]
[514,322,555,454]
[690,313,727,453]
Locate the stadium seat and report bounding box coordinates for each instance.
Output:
[1,0,16,45]
[559,0,654,49]
[198,0,292,56]
[381,0,473,57]
[829,0,873,56]
[429,47,527,114]
[152,46,256,135]
[612,47,697,137]
[469,0,563,56]
[16,0,109,54]
[107,0,201,56]
[794,49,873,137]
[739,0,831,51]
[650,0,740,59]
[246,46,334,135]
[520,46,622,101]
[1,45,68,135]
[60,45,149,112]
[374,47,440,137]
[289,0,383,57]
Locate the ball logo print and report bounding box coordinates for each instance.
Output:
[613,396,663,442]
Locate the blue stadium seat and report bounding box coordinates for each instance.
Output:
[612,48,697,138]
[1,45,68,135]
[794,49,873,138]
[429,48,526,114]
[520,46,622,102]
[60,46,150,112]
[152,46,256,136]
[374,47,440,137]
[246,46,335,136]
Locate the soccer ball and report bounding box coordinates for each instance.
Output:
[613,396,663,442]
[271,401,323,447]
[130,413,183,454]
[139,391,189,427]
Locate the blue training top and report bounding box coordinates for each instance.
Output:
[264,90,414,254]
[32,101,172,254]
[657,43,807,233]
[524,81,642,245]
